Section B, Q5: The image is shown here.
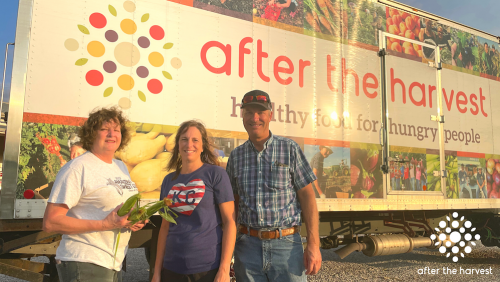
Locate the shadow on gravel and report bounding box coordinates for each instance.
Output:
[320,246,500,268]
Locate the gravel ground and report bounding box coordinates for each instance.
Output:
[1,242,498,281]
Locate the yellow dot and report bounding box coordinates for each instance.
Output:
[123,1,136,12]
[171,57,182,69]
[114,42,140,67]
[87,41,105,57]
[119,97,132,109]
[65,38,79,51]
[117,74,135,91]
[149,52,164,67]
[120,19,137,35]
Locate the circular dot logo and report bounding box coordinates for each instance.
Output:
[432,212,480,262]
[105,30,119,42]
[149,25,165,40]
[120,19,137,35]
[86,70,104,86]
[148,52,164,67]
[65,39,79,51]
[103,61,117,73]
[87,41,105,57]
[89,13,107,29]
[65,1,183,108]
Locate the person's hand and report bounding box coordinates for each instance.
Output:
[151,272,161,282]
[213,268,230,282]
[101,204,131,230]
[70,145,85,159]
[304,243,322,275]
[129,220,148,232]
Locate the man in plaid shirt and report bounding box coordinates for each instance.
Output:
[226,90,322,282]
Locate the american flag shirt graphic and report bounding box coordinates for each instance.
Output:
[159,164,234,274]
[166,179,206,216]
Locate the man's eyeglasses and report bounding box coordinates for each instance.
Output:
[243,95,268,104]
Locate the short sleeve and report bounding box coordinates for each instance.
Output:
[291,142,317,191]
[226,152,238,195]
[213,167,235,204]
[47,166,84,209]
[160,174,172,213]
[309,155,318,170]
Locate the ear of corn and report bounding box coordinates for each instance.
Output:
[117,193,141,216]
[113,196,178,266]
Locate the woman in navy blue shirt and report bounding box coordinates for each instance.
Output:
[152,120,236,282]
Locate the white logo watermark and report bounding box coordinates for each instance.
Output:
[430,212,480,262]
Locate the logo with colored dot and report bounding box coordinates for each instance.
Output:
[64,1,182,109]
[430,212,481,262]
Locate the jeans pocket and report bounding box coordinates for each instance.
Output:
[236,233,246,243]
[283,233,303,244]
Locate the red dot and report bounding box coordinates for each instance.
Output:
[149,25,165,40]
[89,13,107,29]
[86,70,104,86]
[147,79,163,94]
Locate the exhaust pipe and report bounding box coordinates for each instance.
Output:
[335,242,367,259]
[335,234,434,259]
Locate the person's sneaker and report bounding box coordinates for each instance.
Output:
[320,194,326,199]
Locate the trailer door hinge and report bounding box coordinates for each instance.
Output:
[378,49,386,57]
[430,115,445,123]
[428,62,442,70]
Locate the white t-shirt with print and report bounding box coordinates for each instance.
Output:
[48,152,138,271]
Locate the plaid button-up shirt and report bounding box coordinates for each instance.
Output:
[226,132,316,228]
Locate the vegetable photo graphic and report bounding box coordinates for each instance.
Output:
[304,0,344,38]
[384,5,424,58]
[64,1,183,109]
[349,143,382,198]
[254,0,303,27]
[344,0,386,46]
[484,156,500,198]
[426,154,458,198]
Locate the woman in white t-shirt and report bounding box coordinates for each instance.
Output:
[43,107,146,282]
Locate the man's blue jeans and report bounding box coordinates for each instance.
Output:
[479,183,487,198]
[234,232,306,282]
[460,183,471,198]
[470,184,479,198]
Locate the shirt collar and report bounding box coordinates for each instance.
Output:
[248,131,274,152]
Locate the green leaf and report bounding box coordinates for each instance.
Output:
[75,58,88,66]
[141,13,149,22]
[108,5,117,16]
[103,87,113,97]
[138,91,146,102]
[77,25,90,35]
[163,43,174,49]
[160,211,177,224]
[162,71,172,80]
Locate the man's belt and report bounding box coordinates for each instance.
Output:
[239,225,300,240]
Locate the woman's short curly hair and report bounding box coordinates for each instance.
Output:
[78,106,131,151]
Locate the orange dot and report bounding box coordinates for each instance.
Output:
[117,74,134,90]
[148,52,164,67]
[87,41,105,57]
[120,19,137,35]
